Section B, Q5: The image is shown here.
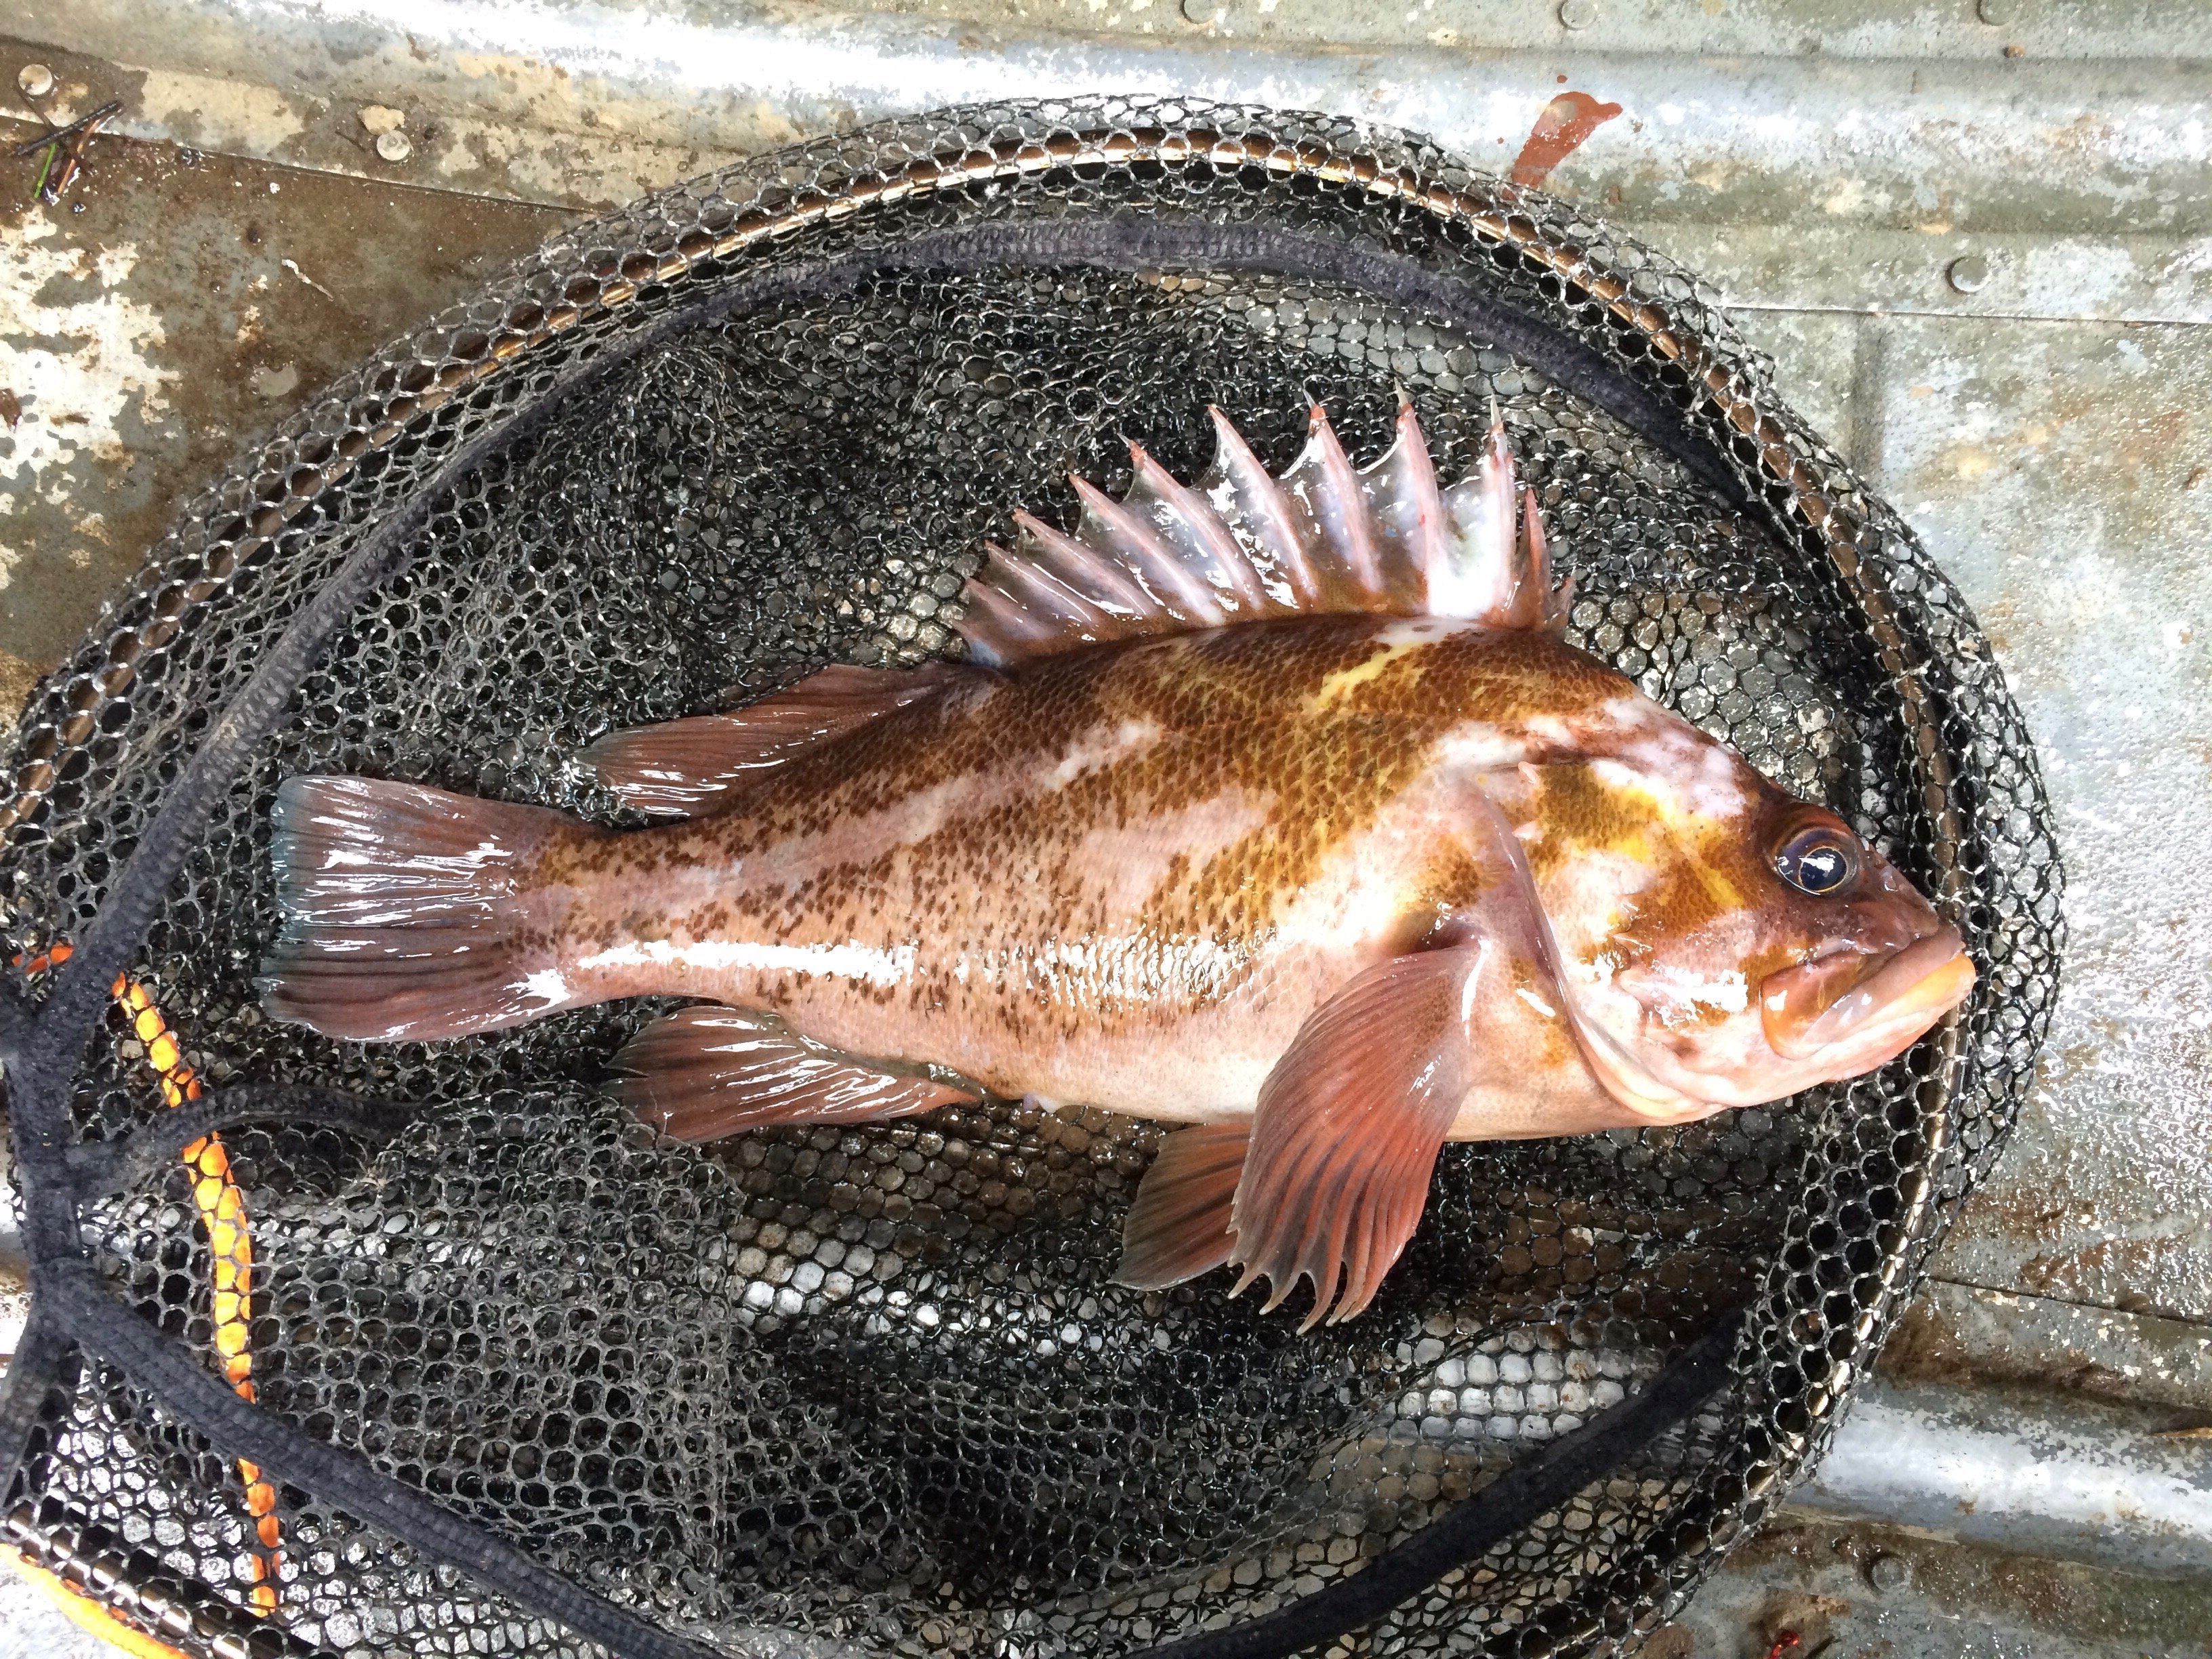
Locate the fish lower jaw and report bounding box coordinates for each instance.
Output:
[1570,1019,1719,1124]
[1761,933,1975,1072]
[1803,949,1976,1083]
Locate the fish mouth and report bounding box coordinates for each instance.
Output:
[1760,931,1975,1067]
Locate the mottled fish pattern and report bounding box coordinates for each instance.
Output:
[263,401,1973,1328]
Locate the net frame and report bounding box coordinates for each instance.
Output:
[0,98,2062,1659]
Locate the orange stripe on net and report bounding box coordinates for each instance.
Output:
[12,943,283,1616]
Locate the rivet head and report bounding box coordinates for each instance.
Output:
[1868,1553,1910,1593]
[1559,0,1599,26]
[375,129,413,163]
[1179,0,1221,20]
[1946,253,1990,294]
[1976,0,2016,23]
[16,63,56,98]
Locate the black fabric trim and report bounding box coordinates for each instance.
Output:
[42,1256,729,1659]
[66,1084,417,1200]
[0,1309,74,1511]
[1131,1311,1744,1659]
[3,207,1761,1659]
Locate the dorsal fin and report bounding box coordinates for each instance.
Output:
[955,398,1572,669]
[581,662,979,818]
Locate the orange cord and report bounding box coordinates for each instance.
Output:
[15,944,282,1616]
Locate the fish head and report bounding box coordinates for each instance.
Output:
[1509,718,1974,1118]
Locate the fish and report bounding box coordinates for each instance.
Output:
[259,396,1975,1330]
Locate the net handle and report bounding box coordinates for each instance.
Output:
[4,211,1762,1659]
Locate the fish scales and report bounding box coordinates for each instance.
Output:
[532,619,1620,1117]
[261,400,1972,1328]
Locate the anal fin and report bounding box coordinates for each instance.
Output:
[1113,1121,1250,1290]
[615,1005,975,1142]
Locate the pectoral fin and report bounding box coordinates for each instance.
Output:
[1227,945,1495,1331]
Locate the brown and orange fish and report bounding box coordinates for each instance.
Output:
[261,400,1974,1328]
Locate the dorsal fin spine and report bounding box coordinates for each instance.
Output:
[1390,397,1451,596]
[956,401,1565,669]
[1012,510,1153,619]
[1205,407,1319,606]
[1287,404,1385,598]
[995,544,1111,632]
[1477,419,1520,616]
[1355,398,1450,612]
[1070,475,1227,627]
[1128,442,1270,613]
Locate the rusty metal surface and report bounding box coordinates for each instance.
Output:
[14,0,2212,325]
[0,115,569,708]
[1671,1515,2212,1659]
[1,5,2209,1654]
[1794,1380,2212,1578]
[1886,1277,2212,1414]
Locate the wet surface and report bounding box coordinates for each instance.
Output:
[1885,1279,2212,1416]
[2,11,2209,1655]
[1874,318,2212,1323]
[1738,306,2212,1335]
[1681,1517,2212,1658]
[0,116,568,710]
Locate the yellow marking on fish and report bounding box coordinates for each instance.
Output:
[1578,764,1746,913]
[1308,635,1429,712]
[1687,852,1742,913]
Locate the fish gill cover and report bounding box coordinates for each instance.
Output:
[0,98,2060,1659]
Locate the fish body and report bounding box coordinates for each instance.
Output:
[264,401,1972,1326]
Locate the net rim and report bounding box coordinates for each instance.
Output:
[0,96,2057,1659]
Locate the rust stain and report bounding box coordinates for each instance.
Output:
[0,388,18,429]
[16,944,282,1616]
[1755,1591,1850,1658]
[1510,91,1625,188]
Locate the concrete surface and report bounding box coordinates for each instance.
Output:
[2,3,2209,1655]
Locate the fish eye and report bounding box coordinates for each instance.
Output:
[1774,819,1861,897]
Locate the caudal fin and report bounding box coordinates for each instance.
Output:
[258,775,583,1042]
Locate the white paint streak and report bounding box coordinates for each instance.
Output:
[136,66,312,151]
[0,218,176,592]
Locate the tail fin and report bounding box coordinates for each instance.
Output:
[258,775,585,1042]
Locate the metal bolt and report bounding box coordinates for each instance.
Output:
[1976,0,2016,23]
[1868,1552,1910,1593]
[1559,0,1599,28]
[375,129,413,163]
[16,63,56,98]
[1946,253,1990,294]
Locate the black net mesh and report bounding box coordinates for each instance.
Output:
[0,98,2060,1659]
